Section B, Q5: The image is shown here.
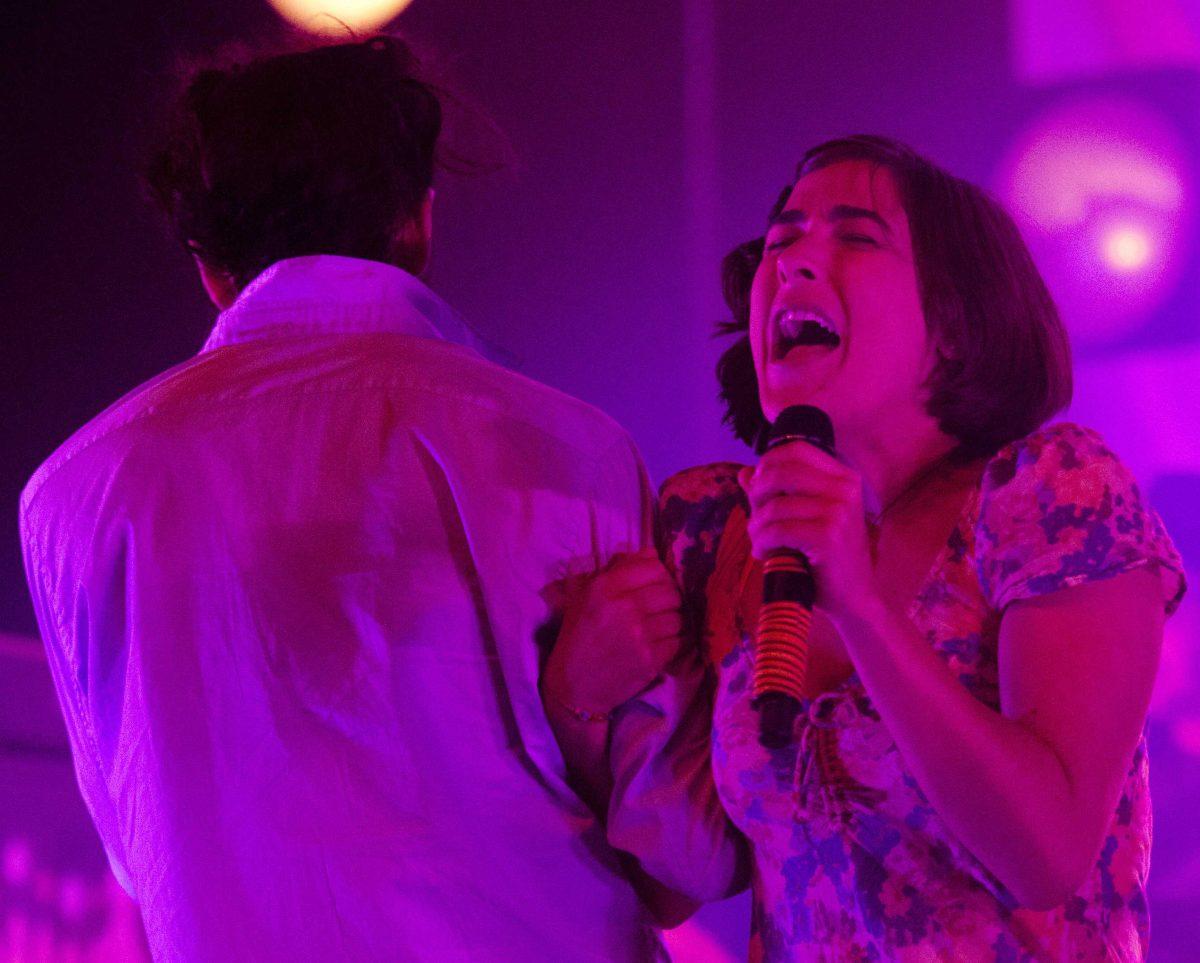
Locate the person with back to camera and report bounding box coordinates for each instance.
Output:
[19,35,746,962]
[543,135,1186,961]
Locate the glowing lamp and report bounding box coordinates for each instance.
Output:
[1102,224,1154,272]
[265,0,415,36]
[996,96,1192,346]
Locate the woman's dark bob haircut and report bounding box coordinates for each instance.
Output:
[146,36,443,290]
[716,135,1073,461]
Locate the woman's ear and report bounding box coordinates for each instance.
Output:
[930,330,962,366]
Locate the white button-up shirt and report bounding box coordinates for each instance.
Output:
[21,256,674,962]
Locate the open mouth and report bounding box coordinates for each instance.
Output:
[771,306,842,361]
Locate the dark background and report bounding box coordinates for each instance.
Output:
[0,0,1047,638]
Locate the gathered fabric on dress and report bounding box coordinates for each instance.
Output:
[659,423,1185,963]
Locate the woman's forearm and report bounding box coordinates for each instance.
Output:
[541,660,614,819]
[833,596,1099,910]
[541,664,711,928]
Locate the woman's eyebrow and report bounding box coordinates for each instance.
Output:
[767,208,808,229]
[767,205,892,235]
[828,204,892,235]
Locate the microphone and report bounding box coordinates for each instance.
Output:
[751,405,835,749]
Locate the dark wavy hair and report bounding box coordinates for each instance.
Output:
[716,135,1072,460]
[146,36,443,289]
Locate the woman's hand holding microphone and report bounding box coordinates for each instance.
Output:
[739,440,876,626]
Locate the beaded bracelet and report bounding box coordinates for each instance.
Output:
[546,688,612,723]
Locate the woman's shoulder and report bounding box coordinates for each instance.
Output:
[659,462,748,533]
[660,461,747,505]
[975,422,1186,613]
[977,421,1153,536]
[981,422,1118,492]
[657,462,750,569]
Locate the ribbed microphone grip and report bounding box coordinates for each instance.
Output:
[752,554,816,748]
[752,599,812,701]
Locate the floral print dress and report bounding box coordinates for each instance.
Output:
[659,424,1185,962]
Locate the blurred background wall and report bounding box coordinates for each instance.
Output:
[2,0,1197,959]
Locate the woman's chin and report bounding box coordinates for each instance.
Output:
[761,391,831,423]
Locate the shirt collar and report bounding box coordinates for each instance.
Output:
[201,255,487,355]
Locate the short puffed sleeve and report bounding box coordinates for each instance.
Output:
[657,462,748,610]
[975,423,1185,614]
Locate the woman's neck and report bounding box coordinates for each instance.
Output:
[839,421,960,521]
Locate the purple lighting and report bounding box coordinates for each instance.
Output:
[5,1,1200,958]
[996,96,1192,346]
[0,835,150,960]
[1013,0,1200,83]
[2,838,32,887]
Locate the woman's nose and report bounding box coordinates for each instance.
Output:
[776,243,818,285]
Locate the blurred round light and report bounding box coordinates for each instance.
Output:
[1102,224,1154,272]
[58,876,88,923]
[996,96,1192,346]
[2,837,32,885]
[266,0,415,36]
[1172,717,1200,755]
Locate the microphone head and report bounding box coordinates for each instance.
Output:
[757,405,835,456]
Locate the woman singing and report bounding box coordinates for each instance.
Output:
[543,136,1186,960]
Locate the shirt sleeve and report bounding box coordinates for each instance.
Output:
[19,499,137,898]
[605,464,750,902]
[974,424,1186,615]
[588,432,656,559]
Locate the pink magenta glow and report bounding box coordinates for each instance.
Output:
[0,836,150,958]
[1013,0,1200,83]
[1153,592,1199,717]
[1,838,32,886]
[663,919,738,963]
[996,96,1192,346]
